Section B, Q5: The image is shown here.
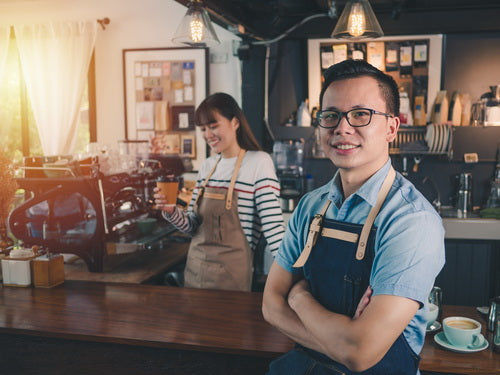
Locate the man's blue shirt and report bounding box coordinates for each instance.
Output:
[276,159,446,355]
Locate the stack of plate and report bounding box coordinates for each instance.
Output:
[425,124,451,153]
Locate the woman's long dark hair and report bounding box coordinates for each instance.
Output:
[194,92,261,151]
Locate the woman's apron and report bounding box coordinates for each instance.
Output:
[184,149,253,291]
[267,167,421,374]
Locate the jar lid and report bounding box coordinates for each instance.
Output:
[9,248,35,259]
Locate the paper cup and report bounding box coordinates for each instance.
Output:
[157,181,179,207]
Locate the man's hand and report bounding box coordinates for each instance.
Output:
[353,286,373,319]
[287,279,311,309]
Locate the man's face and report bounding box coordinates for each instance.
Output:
[320,76,399,178]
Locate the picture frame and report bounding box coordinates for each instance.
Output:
[181,134,196,158]
[123,47,208,170]
[171,105,195,131]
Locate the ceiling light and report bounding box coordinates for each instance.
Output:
[331,0,383,39]
[172,0,220,47]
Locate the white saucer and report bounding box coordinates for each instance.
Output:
[426,321,441,333]
[434,331,489,353]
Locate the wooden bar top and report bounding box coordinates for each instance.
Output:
[420,305,500,374]
[0,281,498,373]
[0,280,293,357]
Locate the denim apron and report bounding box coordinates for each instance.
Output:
[184,149,253,291]
[267,167,420,374]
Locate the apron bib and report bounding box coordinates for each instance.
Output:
[268,167,421,375]
[184,150,253,291]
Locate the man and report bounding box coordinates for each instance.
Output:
[262,60,445,374]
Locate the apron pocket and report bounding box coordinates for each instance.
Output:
[210,212,227,242]
[342,275,362,317]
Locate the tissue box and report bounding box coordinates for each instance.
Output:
[32,254,64,288]
[2,257,33,287]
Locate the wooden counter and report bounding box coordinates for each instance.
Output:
[0,281,498,374]
[420,305,500,374]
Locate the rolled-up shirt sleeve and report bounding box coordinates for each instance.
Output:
[370,210,446,308]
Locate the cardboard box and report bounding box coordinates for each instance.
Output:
[32,254,64,288]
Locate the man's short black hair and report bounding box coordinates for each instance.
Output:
[319,59,400,116]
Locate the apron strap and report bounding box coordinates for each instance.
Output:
[355,166,396,260]
[194,155,221,207]
[226,149,246,210]
[293,200,331,268]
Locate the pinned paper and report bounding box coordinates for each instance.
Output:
[149,62,162,77]
[184,86,193,101]
[183,70,192,85]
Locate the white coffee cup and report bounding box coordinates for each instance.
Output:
[443,316,485,348]
[425,302,439,328]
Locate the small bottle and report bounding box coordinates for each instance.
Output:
[297,100,311,127]
[312,125,325,158]
[305,174,315,193]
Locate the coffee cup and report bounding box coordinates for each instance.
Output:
[156,175,179,207]
[443,316,485,349]
[425,302,439,329]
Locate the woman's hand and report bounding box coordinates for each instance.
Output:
[153,187,176,215]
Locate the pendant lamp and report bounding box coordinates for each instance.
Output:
[331,0,383,39]
[172,0,220,47]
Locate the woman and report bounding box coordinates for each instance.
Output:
[155,92,285,291]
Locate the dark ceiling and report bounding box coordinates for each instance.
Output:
[174,0,500,41]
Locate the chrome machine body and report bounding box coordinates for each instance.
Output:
[8,155,184,272]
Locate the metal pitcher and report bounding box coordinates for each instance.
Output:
[488,296,500,331]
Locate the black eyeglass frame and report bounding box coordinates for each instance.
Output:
[316,108,394,129]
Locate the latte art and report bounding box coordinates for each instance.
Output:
[446,320,479,330]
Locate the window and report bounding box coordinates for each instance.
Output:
[0,28,96,164]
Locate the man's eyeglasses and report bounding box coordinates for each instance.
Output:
[316,108,394,129]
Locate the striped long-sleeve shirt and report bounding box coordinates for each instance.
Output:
[163,151,285,254]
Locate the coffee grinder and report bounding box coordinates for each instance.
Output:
[272,139,304,212]
[455,172,473,218]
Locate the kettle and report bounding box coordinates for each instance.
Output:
[490,85,500,100]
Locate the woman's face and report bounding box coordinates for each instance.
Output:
[199,110,240,158]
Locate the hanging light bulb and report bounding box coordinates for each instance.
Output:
[172,0,220,47]
[347,2,366,37]
[189,13,204,43]
[332,0,383,39]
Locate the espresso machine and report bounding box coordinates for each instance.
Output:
[272,139,304,212]
[8,154,184,272]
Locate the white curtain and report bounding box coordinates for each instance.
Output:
[0,26,10,85]
[14,21,97,156]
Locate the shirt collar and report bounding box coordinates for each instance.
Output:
[328,159,392,207]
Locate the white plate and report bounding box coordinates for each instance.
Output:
[435,124,443,152]
[434,331,489,353]
[429,124,438,152]
[425,124,434,151]
[440,125,449,152]
[426,321,442,333]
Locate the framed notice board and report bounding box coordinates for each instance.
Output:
[308,35,443,124]
[123,47,208,170]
